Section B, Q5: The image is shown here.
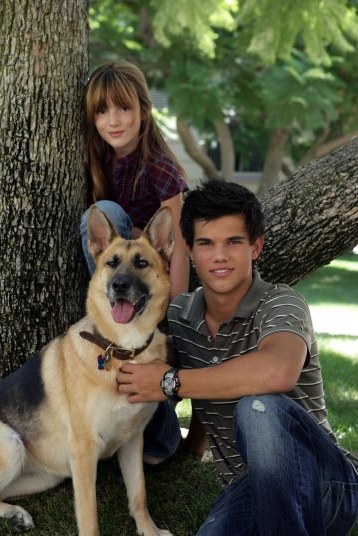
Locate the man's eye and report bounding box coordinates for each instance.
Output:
[106,255,120,268]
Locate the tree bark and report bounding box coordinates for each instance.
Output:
[176,118,221,179]
[0,0,89,375]
[258,127,290,194]
[258,138,358,285]
[214,121,235,181]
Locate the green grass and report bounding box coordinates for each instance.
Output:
[2,254,357,535]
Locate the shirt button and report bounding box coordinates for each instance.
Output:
[212,356,219,363]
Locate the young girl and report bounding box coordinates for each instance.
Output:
[80,61,189,299]
[80,61,187,465]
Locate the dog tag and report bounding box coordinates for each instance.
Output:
[97,355,106,370]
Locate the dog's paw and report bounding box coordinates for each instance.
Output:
[4,506,34,531]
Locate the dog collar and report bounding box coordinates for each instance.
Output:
[79,330,154,369]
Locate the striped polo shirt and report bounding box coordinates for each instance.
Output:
[168,271,358,486]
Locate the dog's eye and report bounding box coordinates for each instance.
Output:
[133,254,149,269]
[106,255,120,268]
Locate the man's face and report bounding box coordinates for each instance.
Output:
[189,214,263,298]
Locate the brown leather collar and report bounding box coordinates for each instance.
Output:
[79,330,154,363]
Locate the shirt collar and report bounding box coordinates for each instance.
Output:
[179,271,273,328]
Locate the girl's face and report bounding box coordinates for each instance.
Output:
[94,97,142,157]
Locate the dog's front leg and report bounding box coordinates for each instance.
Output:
[70,438,99,536]
[118,432,173,536]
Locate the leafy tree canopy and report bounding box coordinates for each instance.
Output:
[150,0,358,65]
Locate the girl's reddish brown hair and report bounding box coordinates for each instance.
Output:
[84,61,186,201]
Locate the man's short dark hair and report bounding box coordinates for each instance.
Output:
[180,179,264,248]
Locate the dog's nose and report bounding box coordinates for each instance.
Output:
[111,275,133,294]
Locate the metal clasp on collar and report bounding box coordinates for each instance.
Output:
[97,343,116,370]
[97,343,136,370]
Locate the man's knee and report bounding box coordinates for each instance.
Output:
[234,394,283,425]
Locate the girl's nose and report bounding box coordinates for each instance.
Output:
[108,108,121,126]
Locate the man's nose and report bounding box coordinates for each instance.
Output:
[213,244,228,261]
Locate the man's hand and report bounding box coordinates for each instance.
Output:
[116,360,171,403]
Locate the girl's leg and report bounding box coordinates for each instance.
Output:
[143,400,182,463]
[80,200,133,274]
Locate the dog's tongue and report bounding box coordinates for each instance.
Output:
[111,299,135,324]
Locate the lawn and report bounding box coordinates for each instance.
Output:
[2,254,357,535]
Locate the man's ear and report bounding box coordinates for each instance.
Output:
[87,205,118,260]
[252,236,264,261]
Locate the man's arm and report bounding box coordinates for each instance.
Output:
[116,331,307,403]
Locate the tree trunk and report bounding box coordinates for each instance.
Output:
[0,0,89,375]
[258,138,358,285]
[257,127,290,194]
[214,121,235,181]
[176,118,221,179]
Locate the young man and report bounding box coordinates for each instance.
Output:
[117,180,358,535]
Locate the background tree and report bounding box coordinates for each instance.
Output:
[89,0,358,190]
[0,0,88,375]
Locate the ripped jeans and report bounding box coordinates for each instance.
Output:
[197,394,358,536]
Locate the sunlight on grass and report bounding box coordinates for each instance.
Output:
[330,257,358,272]
[318,335,358,362]
[309,305,358,335]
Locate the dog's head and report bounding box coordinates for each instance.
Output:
[86,206,173,342]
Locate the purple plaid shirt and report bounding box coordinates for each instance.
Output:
[110,149,187,229]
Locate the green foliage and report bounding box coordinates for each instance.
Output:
[89,0,143,68]
[150,0,238,57]
[88,0,358,172]
[260,51,343,130]
[239,0,358,65]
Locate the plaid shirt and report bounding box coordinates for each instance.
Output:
[110,149,187,229]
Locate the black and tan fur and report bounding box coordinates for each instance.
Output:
[0,206,174,536]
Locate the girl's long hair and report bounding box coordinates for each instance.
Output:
[84,61,186,202]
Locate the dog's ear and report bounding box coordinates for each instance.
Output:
[143,207,174,262]
[87,205,118,260]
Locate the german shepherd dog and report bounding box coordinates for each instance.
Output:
[0,206,174,536]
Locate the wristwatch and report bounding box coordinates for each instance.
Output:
[160,367,182,401]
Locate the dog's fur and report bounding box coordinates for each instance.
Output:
[0,206,175,536]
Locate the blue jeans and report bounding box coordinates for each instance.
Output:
[197,394,358,536]
[80,200,181,460]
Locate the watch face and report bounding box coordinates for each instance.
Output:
[163,377,175,390]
